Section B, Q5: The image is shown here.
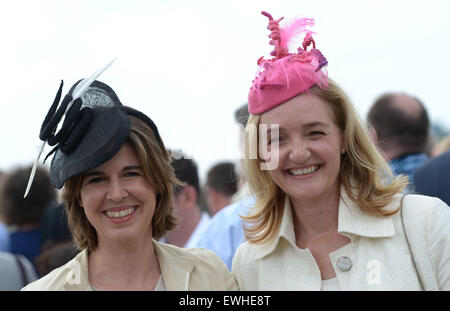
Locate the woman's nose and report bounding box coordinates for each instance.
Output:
[288,139,310,163]
[106,178,128,201]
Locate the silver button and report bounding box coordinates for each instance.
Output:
[336,256,352,272]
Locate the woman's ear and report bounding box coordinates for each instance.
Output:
[368,125,378,145]
[340,141,347,154]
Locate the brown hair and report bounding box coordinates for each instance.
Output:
[243,78,408,244]
[2,165,56,226]
[63,115,180,251]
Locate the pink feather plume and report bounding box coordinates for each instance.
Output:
[280,18,314,50]
[279,17,315,52]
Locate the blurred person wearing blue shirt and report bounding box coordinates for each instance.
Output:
[195,104,256,270]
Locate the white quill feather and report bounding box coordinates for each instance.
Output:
[67,58,116,112]
[23,141,46,198]
[23,58,116,198]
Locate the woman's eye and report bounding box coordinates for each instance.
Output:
[268,136,282,145]
[268,137,278,145]
[309,131,325,137]
[125,171,140,177]
[87,177,104,184]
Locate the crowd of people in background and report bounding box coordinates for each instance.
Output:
[0,93,448,290]
[0,166,76,290]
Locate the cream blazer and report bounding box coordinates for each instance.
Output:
[232,189,450,290]
[22,240,238,291]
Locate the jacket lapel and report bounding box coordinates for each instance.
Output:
[338,188,396,238]
[153,240,194,290]
[63,249,92,290]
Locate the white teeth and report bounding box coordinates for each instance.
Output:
[105,208,135,218]
[288,165,319,176]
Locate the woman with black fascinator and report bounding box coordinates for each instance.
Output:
[22,62,237,291]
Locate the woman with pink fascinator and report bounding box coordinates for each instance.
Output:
[231,11,450,290]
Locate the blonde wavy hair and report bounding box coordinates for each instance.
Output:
[243,78,409,244]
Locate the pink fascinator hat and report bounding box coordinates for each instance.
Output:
[248,11,329,115]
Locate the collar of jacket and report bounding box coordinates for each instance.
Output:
[254,186,397,259]
[63,239,195,290]
[63,249,90,290]
[153,240,194,290]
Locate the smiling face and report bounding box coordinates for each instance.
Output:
[260,93,344,204]
[79,142,157,246]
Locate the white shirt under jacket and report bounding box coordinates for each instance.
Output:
[232,188,450,290]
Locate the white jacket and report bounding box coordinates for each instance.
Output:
[232,189,450,290]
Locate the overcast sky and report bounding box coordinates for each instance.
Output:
[1,0,449,181]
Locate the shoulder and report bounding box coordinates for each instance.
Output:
[202,197,255,234]
[197,197,254,242]
[232,241,266,290]
[385,192,448,213]
[187,247,229,270]
[155,240,227,269]
[395,193,449,223]
[21,260,71,291]
[153,240,238,290]
[414,151,450,182]
[402,193,449,214]
[185,247,239,290]
[0,252,37,278]
[0,253,36,290]
[400,194,449,241]
[234,240,258,258]
[419,150,450,170]
[0,252,18,265]
[21,250,86,291]
[213,197,255,222]
[232,241,264,273]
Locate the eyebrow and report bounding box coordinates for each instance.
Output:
[123,165,142,171]
[84,165,143,178]
[84,171,104,178]
[302,121,330,129]
[265,121,330,135]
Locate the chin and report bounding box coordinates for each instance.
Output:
[285,183,326,201]
[288,191,320,201]
[289,181,341,202]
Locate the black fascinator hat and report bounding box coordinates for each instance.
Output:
[25,61,162,195]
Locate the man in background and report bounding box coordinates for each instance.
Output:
[367,92,430,192]
[414,149,450,205]
[196,104,256,270]
[162,151,210,248]
[2,165,56,273]
[204,162,238,217]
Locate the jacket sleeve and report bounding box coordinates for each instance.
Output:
[427,198,450,290]
[189,247,239,291]
[231,242,245,291]
[208,250,239,291]
[223,260,239,291]
[207,250,239,291]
